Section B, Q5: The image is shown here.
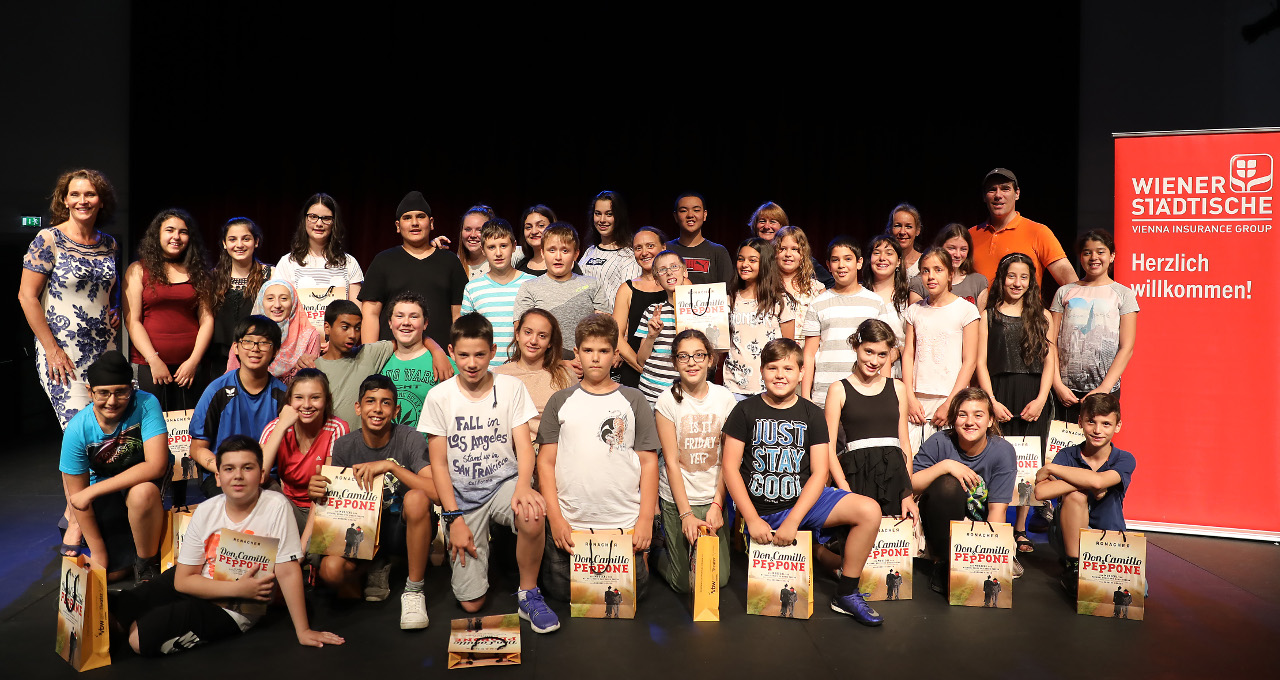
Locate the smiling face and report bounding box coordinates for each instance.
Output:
[827,246,863,288]
[234,332,276,370]
[1079,238,1114,279]
[854,340,891,380]
[869,239,900,282]
[674,196,706,236]
[755,215,782,241]
[524,213,550,250]
[952,398,992,448]
[397,209,433,249]
[542,235,578,280]
[942,236,969,271]
[761,353,802,401]
[632,230,662,273]
[355,387,399,436]
[64,178,101,224]
[890,211,920,253]
[674,337,711,386]
[216,449,262,503]
[306,202,334,246]
[450,336,495,389]
[261,284,293,322]
[737,245,761,284]
[920,252,952,296]
[1002,261,1032,303]
[593,199,616,241]
[984,181,1019,221]
[158,216,190,260]
[515,313,553,364]
[652,253,684,292]
[388,301,426,348]
[90,384,133,425]
[1080,410,1121,450]
[459,213,485,255]
[289,378,327,426]
[776,235,803,277]
[574,335,615,384]
[223,224,257,264]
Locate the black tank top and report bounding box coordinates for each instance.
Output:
[987,311,1043,375]
[838,378,899,446]
[624,280,668,350]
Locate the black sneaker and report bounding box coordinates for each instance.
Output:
[1060,563,1079,597]
[134,558,160,585]
[929,561,947,595]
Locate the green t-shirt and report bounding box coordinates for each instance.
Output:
[383,351,456,428]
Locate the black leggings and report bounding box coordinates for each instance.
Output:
[918,475,968,560]
[109,569,241,657]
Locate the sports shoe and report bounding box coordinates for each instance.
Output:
[1060,563,1079,597]
[830,591,884,626]
[517,587,561,633]
[364,561,391,601]
[930,561,947,595]
[400,591,429,630]
[1012,556,1025,579]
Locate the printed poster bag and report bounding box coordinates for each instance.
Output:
[860,517,914,601]
[690,525,719,621]
[160,505,196,572]
[1078,529,1147,621]
[298,285,344,336]
[569,530,636,619]
[746,531,812,619]
[674,283,730,350]
[1006,436,1045,506]
[447,613,522,669]
[165,409,198,482]
[949,520,1015,609]
[1047,420,1085,460]
[308,465,383,560]
[211,529,280,617]
[55,555,109,672]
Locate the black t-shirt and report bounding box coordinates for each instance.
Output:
[664,238,734,286]
[723,394,830,516]
[514,259,582,276]
[359,246,467,349]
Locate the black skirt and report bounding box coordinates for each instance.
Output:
[839,445,912,516]
[992,372,1051,442]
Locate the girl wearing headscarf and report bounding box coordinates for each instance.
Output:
[226,278,320,382]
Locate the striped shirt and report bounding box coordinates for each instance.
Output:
[634,300,678,405]
[801,286,889,407]
[462,271,535,365]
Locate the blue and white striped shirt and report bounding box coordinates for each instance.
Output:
[461,271,536,365]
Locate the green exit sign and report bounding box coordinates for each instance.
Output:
[22,216,41,227]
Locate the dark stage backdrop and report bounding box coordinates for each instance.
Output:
[127,6,1082,274]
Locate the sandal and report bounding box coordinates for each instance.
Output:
[1014,530,1035,554]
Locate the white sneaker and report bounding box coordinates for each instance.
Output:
[400,591,429,630]
[1012,556,1025,579]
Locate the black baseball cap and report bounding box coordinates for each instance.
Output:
[983,168,1019,189]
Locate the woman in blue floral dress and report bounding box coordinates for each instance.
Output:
[19,169,120,553]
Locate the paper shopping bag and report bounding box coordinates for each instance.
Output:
[164,409,198,481]
[860,517,914,601]
[674,283,730,350]
[298,286,344,336]
[447,613,522,669]
[309,465,383,560]
[570,530,637,619]
[747,531,812,619]
[55,555,109,671]
[161,506,196,572]
[690,526,719,621]
[949,520,1015,608]
[1046,420,1085,459]
[1078,529,1147,620]
[210,529,279,617]
[1006,436,1045,506]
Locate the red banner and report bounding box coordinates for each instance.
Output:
[1114,129,1280,537]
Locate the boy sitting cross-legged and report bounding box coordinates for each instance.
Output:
[418,312,560,633]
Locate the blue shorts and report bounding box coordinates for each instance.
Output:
[756,487,851,544]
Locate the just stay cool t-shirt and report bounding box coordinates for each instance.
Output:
[723,394,830,516]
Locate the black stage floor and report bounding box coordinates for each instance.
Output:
[4,430,1277,679]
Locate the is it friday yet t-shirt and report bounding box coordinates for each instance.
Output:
[722,394,830,516]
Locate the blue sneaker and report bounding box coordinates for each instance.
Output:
[517,587,561,633]
[831,592,884,626]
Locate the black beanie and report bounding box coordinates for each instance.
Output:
[86,350,133,387]
[396,191,432,219]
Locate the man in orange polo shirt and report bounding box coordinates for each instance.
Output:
[969,168,1078,287]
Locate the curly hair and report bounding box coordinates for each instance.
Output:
[49,169,117,226]
[748,201,790,236]
[288,193,348,268]
[774,226,817,291]
[987,252,1050,368]
[211,217,270,311]
[861,234,911,313]
[137,208,215,311]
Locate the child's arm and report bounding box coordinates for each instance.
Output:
[709,438,727,532]
[1049,309,1077,405]
[902,320,925,423]
[824,382,850,491]
[428,433,478,565]
[1036,463,1123,495]
[68,432,169,512]
[537,443,574,551]
[510,422,546,522]
[176,299,216,388]
[360,300,383,345]
[259,412,297,486]
[772,439,831,547]
[976,311,1013,422]
[122,262,170,384]
[277,559,345,647]
[801,335,819,399]
[722,434,772,545]
[173,561,273,601]
[1090,311,1137,396]
[633,448,659,551]
[893,380,920,522]
[910,458,980,495]
[657,412,705,545]
[933,318,979,427]
[637,306,661,364]
[1021,309,1056,422]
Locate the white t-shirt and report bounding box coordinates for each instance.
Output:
[802,286,889,407]
[536,384,660,530]
[177,490,302,631]
[903,297,980,397]
[726,294,795,395]
[418,374,537,512]
[274,252,365,299]
[579,245,641,312]
[655,384,736,505]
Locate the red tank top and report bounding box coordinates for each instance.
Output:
[131,270,201,364]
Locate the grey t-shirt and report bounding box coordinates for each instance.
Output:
[315,340,395,426]
[331,425,430,505]
[512,274,611,355]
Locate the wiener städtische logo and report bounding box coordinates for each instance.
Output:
[1230,154,1273,193]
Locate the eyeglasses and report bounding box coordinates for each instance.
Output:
[238,339,275,351]
[91,387,132,402]
[305,213,335,226]
[654,264,684,277]
[675,351,710,364]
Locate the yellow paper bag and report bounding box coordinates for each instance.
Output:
[447,613,522,669]
[860,517,914,601]
[161,506,196,572]
[746,531,813,619]
[297,286,345,336]
[569,530,636,619]
[309,465,383,560]
[690,526,719,621]
[164,409,198,481]
[55,555,109,672]
[1078,529,1147,620]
